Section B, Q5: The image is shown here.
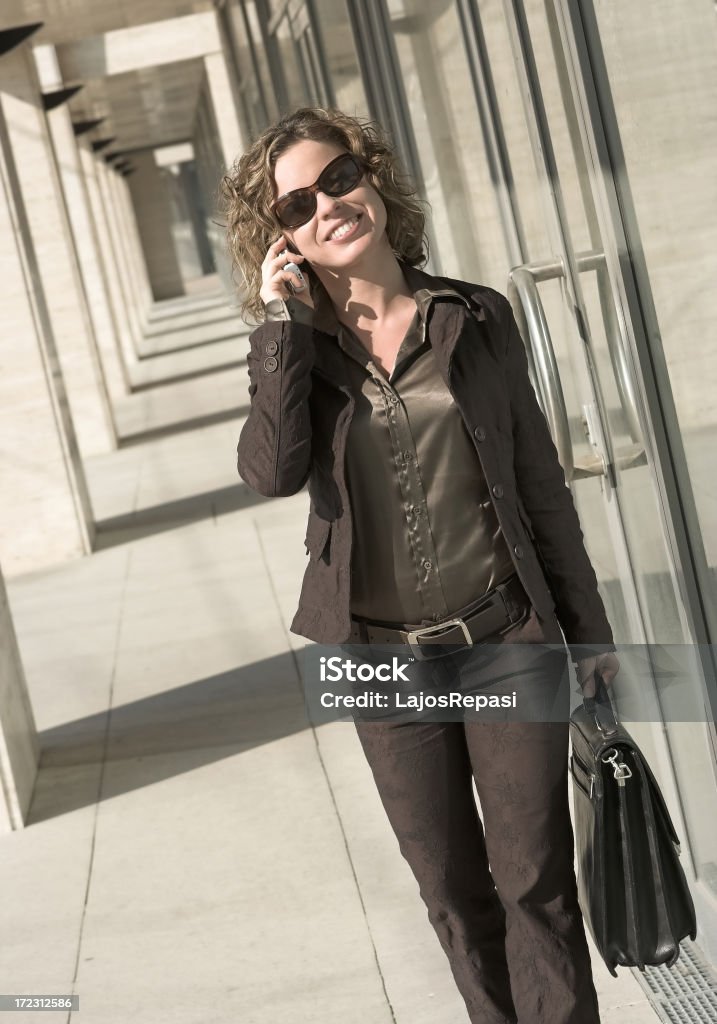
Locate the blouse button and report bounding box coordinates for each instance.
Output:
[423,560,432,571]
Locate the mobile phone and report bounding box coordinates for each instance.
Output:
[279,246,306,296]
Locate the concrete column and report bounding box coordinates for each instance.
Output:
[178,161,215,276]
[35,47,128,409]
[0,567,39,831]
[109,169,153,314]
[104,168,145,317]
[203,50,245,172]
[96,159,147,344]
[0,42,114,456]
[80,143,140,372]
[126,150,185,301]
[191,97,220,270]
[192,79,233,294]
[206,45,246,292]
[0,98,93,573]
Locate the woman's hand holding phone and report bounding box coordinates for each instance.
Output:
[260,235,314,311]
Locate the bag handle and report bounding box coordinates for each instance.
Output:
[582,671,619,735]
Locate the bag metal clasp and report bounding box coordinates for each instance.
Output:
[601,747,632,787]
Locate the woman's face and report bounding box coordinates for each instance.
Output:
[271,139,388,273]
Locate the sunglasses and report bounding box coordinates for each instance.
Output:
[271,152,366,229]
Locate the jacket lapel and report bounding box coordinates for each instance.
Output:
[311,328,353,391]
[424,299,472,386]
[397,259,489,386]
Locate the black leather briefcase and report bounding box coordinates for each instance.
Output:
[569,675,697,976]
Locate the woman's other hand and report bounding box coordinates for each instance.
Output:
[575,651,621,699]
[260,235,315,310]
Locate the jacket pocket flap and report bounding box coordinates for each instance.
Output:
[304,515,331,561]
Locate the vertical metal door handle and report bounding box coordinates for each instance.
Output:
[508,265,575,481]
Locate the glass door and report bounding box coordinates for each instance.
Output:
[469,0,717,950]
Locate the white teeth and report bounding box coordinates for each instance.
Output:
[329,216,358,240]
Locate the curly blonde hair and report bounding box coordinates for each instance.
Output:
[219,106,430,324]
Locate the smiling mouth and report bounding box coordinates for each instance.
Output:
[327,214,362,241]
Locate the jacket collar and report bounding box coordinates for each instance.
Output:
[311,258,484,387]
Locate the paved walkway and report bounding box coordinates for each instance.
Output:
[3,288,665,1023]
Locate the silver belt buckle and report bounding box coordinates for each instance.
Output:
[406,617,473,661]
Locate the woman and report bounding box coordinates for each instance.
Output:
[222,106,620,1024]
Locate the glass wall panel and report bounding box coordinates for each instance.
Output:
[313,0,367,114]
[476,2,633,653]
[226,1,265,135]
[273,11,311,109]
[384,0,509,285]
[160,162,203,281]
[590,1,717,606]
[478,0,717,918]
[245,0,280,123]
[587,0,717,912]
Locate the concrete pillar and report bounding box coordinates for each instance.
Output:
[191,98,223,281]
[0,97,93,573]
[203,50,245,173]
[0,42,114,456]
[35,46,128,409]
[0,567,39,831]
[200,48,247,292]
[126,150,185,301]
[79,143,140,372]
[109,169,153,315]
[178,161,215,276]
[96,158,147,344]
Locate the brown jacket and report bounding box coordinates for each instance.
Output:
[237,259,615,656]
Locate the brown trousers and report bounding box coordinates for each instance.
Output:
[351,605,601,1024]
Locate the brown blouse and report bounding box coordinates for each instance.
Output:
[264,266,515,626]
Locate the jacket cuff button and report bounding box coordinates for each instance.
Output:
[264,356,278,372]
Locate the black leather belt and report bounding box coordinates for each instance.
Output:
[347,573,532,660]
